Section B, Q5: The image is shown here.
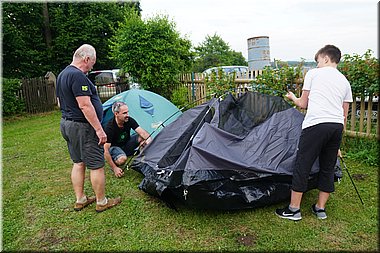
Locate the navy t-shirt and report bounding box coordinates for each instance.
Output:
[56,65,103,122]
[105,117,139,147]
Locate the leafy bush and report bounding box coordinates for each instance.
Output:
[250,61,305,97]
[171,86,189,109]
[204,69,236,97]
[339,49,379,96]
[2,78,26,116]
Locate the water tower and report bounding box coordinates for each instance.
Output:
[247,36,270,70]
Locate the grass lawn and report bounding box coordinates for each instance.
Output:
[2,110,378,252]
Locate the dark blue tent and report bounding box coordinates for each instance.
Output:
[131,92,341,210]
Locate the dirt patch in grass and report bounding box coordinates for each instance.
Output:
[230,224,258,247]
[236,234,257,246]
[37,227,70,251]
[352,173,368,181]
[324,233,344,248]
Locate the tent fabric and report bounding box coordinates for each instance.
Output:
[217,91,292,136]
[102,89,182,138]
[131,91,341,210]
[139,95,154,116]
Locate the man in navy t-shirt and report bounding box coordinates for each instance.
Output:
[56,44,121,212]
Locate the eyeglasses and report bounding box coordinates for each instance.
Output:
[111,101,126,113]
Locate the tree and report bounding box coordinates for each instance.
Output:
[109,11,193,99]
[2,3,48,78]
[48,2,140,73]
[42,2,52,49]
[2,2,140,78]
[192,34,247,73]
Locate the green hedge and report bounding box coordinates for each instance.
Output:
[339,49,379,95]
[2,78,26,116]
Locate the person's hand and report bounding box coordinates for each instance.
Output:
[96,128,107,145]
[337,149,342,158]
[140,137,152,148]
[113,167,124,178]
[145,137,152,146]
[285,91,295,101]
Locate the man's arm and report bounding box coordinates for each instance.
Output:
[342,102,350,130]
[338,102,350,158]
[135,126,152,147]
[104,142,124,177]
[76,96,107,145]
[285,90,310,109]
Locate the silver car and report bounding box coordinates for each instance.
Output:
[203,66,249,77]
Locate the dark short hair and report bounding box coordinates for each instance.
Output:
[111,101,126,113]
[314,45,341,64]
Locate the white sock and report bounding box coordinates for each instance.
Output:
[315,204,324,211]
[77,195,87,204]
[97,197,108,205]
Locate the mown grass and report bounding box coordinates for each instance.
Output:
[2,110,378,252]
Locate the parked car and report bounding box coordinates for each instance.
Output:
[203,66,250,77]
[354,94,378,119]
[88,69,120,98]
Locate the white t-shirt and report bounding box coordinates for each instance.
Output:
[302,66,353,129]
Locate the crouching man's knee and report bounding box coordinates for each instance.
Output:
[114,155,127,166]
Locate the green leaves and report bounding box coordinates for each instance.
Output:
[2,2,139,78]
[3,3,47,78]
[170,86,189,109]
[192,34,247,73]
[251,61,305,97]
[205,69,236,97]
[109,11,193,99]
[339,50,379,95]
[2,78,25,115]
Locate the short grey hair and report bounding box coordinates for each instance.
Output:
[73,44,96,61]
[112,101,126,113]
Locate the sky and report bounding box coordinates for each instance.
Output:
[140,0,377,62]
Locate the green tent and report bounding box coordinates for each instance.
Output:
[102,89,182,138]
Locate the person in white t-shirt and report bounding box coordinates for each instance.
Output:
[275,45,353,221]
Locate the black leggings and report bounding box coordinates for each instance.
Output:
[291,123,343,193]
